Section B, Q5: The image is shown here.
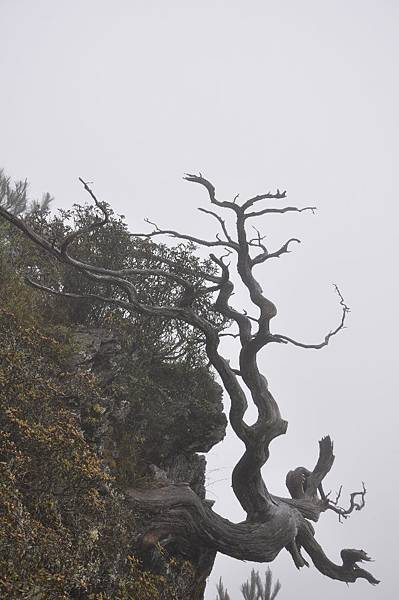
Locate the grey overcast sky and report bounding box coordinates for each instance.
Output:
[1,1,398,598]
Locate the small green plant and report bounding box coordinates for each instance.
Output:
[216,577,231,600]
[216,568,281,600]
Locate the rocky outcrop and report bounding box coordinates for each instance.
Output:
[67,326,227,598]
[70,325,226,496]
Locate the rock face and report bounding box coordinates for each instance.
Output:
[68,327,227,598]
[70,325,227,497]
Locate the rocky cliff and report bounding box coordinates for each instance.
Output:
[71,326,227,597]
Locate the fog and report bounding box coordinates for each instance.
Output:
[1,1,397,598]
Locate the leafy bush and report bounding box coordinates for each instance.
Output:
[0,169,223,598]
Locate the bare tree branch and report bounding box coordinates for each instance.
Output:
[60,178,109,254]
[246,206,316,219]
[251,238,301,266]
[133,217,237,250]
[327,482,367,522]
[183,173,239,213]
[241,189,287,211]
[26,277,132,310]
[272,285,350,349]
[131,250,224,284]
[219,332,240,339]
[0,173,378,589]
[197,207,237,246]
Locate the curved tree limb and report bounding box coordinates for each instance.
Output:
[60,177,109,254]
[197,207,237,246]
[271,284,349,350]
[127,476,379,585]
[134,217,238,250]
[0,173,378,588]
[245,205,317,219]
[251,238,301,267]
[183,173,240,213]
[327,482,367,522]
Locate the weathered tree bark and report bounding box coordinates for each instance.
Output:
[128,437,377,585]
[0,175,379,594]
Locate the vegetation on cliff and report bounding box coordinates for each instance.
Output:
[0,168,378,597]
[0,170,225,598]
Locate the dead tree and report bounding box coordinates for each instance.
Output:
[0,175,379,592]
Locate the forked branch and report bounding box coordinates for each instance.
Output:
[0,173,378,588]
[327,482,367,522]
[137,217,237,249]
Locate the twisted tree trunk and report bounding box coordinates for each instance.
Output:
[0,174,379,597]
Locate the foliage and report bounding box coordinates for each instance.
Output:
[0,169,222,597]
[0,168,52,215]
[121,360,225,467]
[0,168,226,367]
[116,555,195,600]
[0,300,198,599]
[0,306,126,598]
[1,167,379,594]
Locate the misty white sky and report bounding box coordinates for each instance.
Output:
[1,1,398,598]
